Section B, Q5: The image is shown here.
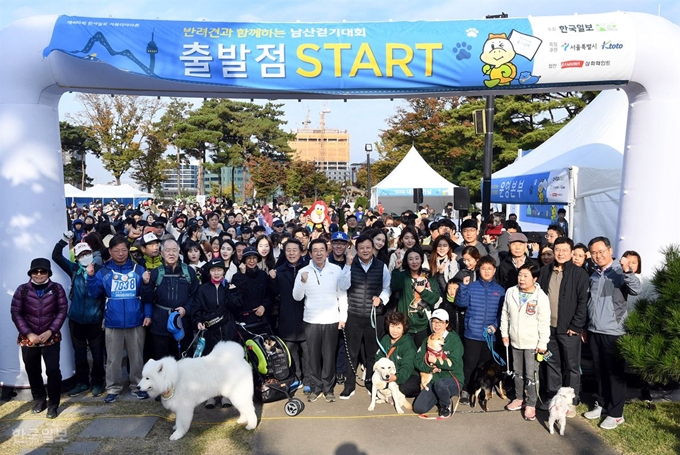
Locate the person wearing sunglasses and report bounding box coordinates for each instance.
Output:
[10,258,68,419]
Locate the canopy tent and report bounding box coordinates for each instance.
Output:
[371,146,457,214]
[73,184,153,207]
[64,183,85,205]
[490,89,628,244]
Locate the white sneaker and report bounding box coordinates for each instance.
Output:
[584,403,603,420]
[600,415,625,430]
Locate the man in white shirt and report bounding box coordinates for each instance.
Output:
[292,239,347,403]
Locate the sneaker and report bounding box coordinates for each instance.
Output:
[438,405,452,419]
[46,406,58,419]
[221,397,232,408]
[584,403,604,420]
[459,391,470,405]
[325,392,336,403]
[205,397,216,409]
[308,392,320,402]
[566,405,577,419]
[339,386,355,400]
[68,383,90,397]
[336,373,346,385]
[303,385,312,395]
[506,399,524,411]
[600,416,625,430]
[524,406,536,421]
[131,390,149,400]
[537,400,551,411]
[91,384,104,397]
[104,394,118,404]
[31,399,47,414]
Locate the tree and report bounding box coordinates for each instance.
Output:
[245,155,286,201]
[60,121,100,189]
[156,98,193,194]
[619,245,680,385]
[70,94,164,185]
[378,93,596,200]
[129,131,172,192]
[283,160,334,201]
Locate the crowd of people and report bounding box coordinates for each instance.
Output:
[10,198,641,428]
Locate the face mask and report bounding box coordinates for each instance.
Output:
[78,254,93,267]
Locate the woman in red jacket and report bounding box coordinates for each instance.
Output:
[10,258,68,419]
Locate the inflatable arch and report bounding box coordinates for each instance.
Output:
[1,12,678,386]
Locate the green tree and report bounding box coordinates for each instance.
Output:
[129,131,172,192]
[284,160,334,201]
[60,121,100,189]
[156,98,193,194]
[70,94,164,185]
[378,93,596,200]
[619,245,680,385]
[246,155,286,201]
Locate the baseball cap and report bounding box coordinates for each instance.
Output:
[508,232,528,244]
[430,308,450,322]
[331,232,349,242]
[272,218,284,227]
[241,246,260,259]
[141,232,160,246]
[73,242,92,257]
[167,311,185,341]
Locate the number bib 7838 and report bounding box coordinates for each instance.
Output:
[110,271,138,299]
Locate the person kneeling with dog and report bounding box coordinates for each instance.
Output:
[375,311,421,398]
[413,309,464,419]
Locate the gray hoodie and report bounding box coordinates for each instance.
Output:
[587,260,641,336]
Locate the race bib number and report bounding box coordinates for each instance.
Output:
[110,272,138,299]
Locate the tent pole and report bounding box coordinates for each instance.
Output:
[482,95,495,224]
[568,166,577,240]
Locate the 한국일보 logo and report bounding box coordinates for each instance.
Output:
[561,60,584,69]
[601,41,623,50]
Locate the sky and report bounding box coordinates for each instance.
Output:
[1,0,678,185]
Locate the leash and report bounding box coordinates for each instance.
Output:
[341,327,360,381]
[180,329,204,359]
[371,305,388,356]
[483,327,506,367]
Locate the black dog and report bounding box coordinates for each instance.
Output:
[469,359,509,411]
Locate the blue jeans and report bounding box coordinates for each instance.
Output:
[413,376,460,413]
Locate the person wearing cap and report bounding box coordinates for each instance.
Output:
[11,259,68,418]
[536,236,590,415]
[165,214,187,241]
[87,234,152,403]
[136,232,163,271]
[327,230,351,384]
[292,238,348,403]
[453,218,499,267]
[496,233,538,290]
[232,247,276,325]
[337,234,391,399]
[52,234,106,398]
[141,238,199,361]
[240,225,254,245]
[455,255,505,405]
[413,309,464,418]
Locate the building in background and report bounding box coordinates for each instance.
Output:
[204,166,248,200]
[162,164,198,197]
[289,108,350,182]
[162,164,247,200]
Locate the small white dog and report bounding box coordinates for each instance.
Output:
[368,357,412,414]
[548,387,576,436]
[138,341,257,440]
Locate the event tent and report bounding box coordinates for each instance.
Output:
[490,89,628,244]
[64,183,85,205]
[371,146,457,214]
[71,183,153,207]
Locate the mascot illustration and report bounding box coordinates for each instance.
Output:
[480,33,517,87]
[304,200,331,231]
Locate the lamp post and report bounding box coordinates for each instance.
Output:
[365,143,372,206]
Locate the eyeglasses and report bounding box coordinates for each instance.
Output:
[31,269,48,275]
[590,249,609,257]
[110,248,128,254]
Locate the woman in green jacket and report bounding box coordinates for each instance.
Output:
[390,247,441,347]
[376,311,421,397]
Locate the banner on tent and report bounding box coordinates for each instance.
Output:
[490,168,570,204]
[377,188,452,197]
[43,14,633,94]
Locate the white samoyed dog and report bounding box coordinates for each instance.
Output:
[138,341,257,440]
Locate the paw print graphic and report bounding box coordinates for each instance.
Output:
[466,28,479,38]
[452,42,472,61]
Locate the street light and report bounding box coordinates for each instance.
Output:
[365,144,373,206]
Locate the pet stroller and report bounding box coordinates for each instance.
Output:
[236,321,305,416]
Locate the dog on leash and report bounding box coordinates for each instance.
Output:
[548,387,576,435]
[420,334,451,391]
[138,341,257,440]
[368,357,412,414]
[469,359,508,411]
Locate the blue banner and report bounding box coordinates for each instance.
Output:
[490,169,570,204]
[43,16,549,94]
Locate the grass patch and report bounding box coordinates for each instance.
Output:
[578,402,680,455]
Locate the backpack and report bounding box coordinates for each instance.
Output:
[155,262,192,287]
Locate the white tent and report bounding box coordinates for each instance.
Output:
[64,183,85,201]
[371,146,457,213]
[75,184,153,206]
[491,90,628,244]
